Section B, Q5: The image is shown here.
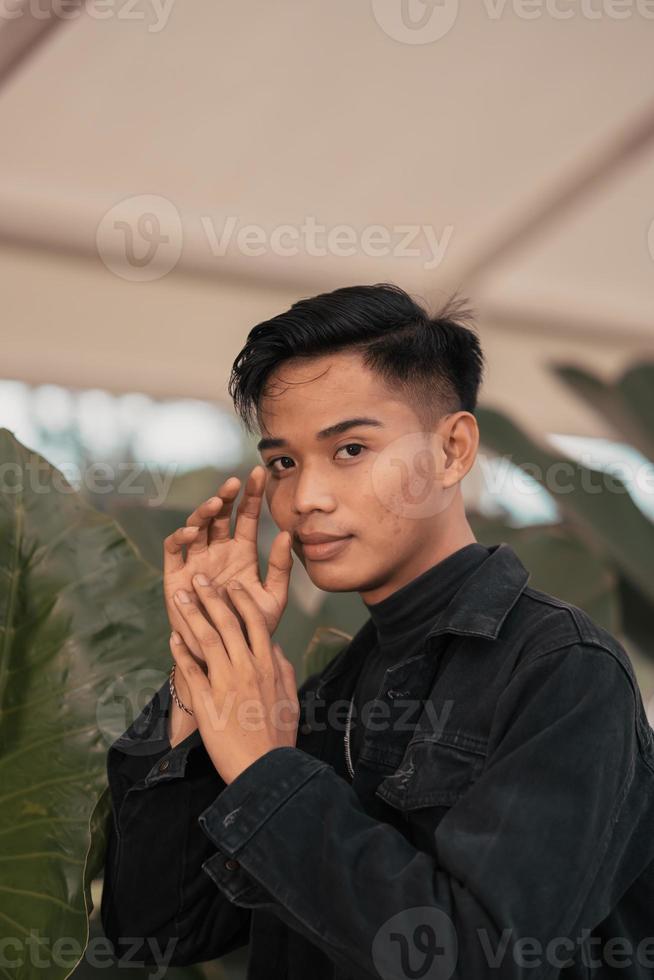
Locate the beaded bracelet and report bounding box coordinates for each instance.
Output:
[169,663,194,716]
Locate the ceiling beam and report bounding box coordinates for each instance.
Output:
[0,0,82,89]
[445,99,654,292]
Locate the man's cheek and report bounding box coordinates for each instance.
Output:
[370,432,453,521]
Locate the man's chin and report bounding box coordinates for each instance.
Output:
[302,561,363,593]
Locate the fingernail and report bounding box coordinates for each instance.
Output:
[170,630,182,644]
[194,574,210,586]
[175,590,190,603]
[228,579,243,589]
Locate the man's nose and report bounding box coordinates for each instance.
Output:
[291,466,337,514]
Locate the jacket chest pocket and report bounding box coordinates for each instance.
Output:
[374,736,487,811]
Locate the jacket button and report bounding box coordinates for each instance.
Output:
[158,759,170,772]
[224,858,240,871]
[300,722,312,735]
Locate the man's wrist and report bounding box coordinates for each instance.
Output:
[168,669,198,746]
[168,706,198,747]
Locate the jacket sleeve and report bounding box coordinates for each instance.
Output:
[100,676,254,968]
[193,643,654,980]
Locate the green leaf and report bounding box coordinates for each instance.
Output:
[476,407,654,604]
[552,362,654,463]
[0,428,172,979]
[302,626,353,681]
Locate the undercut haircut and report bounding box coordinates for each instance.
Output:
[227,282,485,435]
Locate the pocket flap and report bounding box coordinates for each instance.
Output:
[375,736,486,810]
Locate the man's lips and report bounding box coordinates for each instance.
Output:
[297,532,351,544]
[299,535,354,561]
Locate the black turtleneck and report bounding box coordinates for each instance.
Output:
[349,541,492,766]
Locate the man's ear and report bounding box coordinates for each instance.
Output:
[440,411,479,486]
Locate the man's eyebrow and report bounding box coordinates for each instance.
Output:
[256,417,385,453]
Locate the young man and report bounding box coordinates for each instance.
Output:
[101,284,654,980]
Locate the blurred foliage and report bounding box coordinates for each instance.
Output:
[550,362,654,462]
[2,360,652,978]
[0,429,256,979]
[477,359,654,675]
[0,429,174,979]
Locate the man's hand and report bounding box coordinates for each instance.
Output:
[169,578,300,785]
[163,464,293,662]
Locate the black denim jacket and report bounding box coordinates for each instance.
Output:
[101,542,654,980]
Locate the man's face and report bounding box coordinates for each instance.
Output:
[257,350,472,601]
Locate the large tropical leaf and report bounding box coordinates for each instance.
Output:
[0,428,183,978]
[552,362,654,463]
[476,407,654,604]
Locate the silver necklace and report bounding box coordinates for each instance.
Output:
[344,697,355,779]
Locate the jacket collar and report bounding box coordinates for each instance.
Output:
[315,542,530,699]
[425,541,530,640]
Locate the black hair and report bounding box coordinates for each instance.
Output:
[227,282,485,435]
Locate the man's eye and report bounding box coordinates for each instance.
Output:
[265,444,366,474]
[266,456,294,473]
[334,443,366,459]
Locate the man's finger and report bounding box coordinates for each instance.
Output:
[231,465,266,545]
[271,644,300,730]
[223,580,275,667]
[170,631,211,705]
[163,525,200,576]
[189,578,256,671]
[272,642,297,690]
[263,530,294,606]
[173,590,231,675]
[272,642,296,683]
[207,475,242,545]
[185,495,224,555]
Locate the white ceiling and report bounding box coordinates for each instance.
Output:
[1,0,653,439]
